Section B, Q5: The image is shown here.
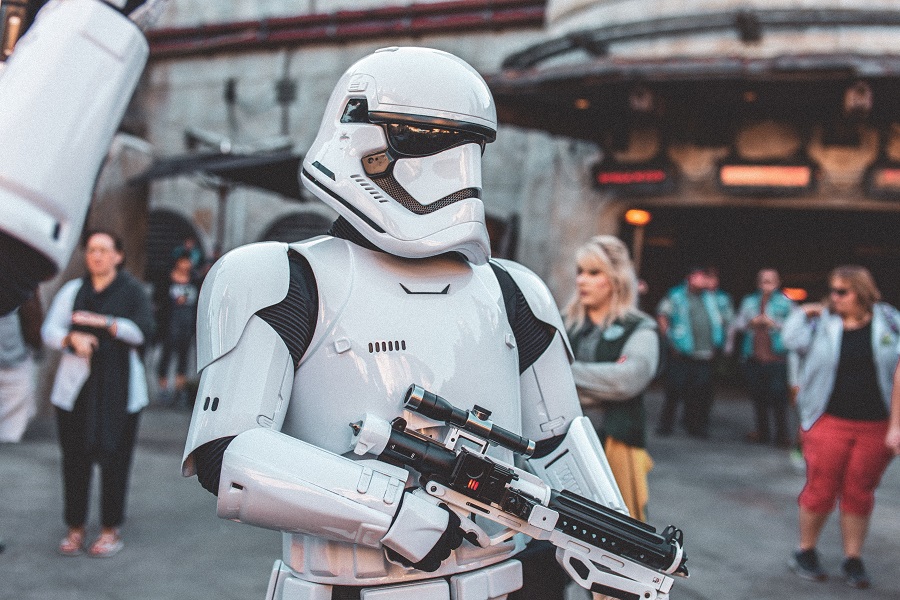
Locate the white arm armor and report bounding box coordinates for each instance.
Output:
[182,242,291,471]
[183,242,452,560]
[494,260,628,514]
[0,0,147,276]
[220,429,451,560]
[528,413,628,514]
[218,428,406,547]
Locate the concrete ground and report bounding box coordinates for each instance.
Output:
[1,387,898,600]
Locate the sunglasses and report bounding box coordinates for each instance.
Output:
[829,287,851,297]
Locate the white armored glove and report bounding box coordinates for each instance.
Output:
[380,490,466,572]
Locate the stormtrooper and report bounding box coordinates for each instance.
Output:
[0,0,163,314]
[182,47,632,600]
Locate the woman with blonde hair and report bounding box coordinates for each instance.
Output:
[783,265,899,588]
[564,235,659,521]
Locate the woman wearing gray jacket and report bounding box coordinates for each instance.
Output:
[782,265,899,589]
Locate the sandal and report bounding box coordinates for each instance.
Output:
[58,528,85,556]
[88,531,123,558]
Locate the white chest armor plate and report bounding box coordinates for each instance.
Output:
[285,236,522,454]
[282,237,525,583]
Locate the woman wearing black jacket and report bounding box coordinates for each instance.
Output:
[42,230,154,557]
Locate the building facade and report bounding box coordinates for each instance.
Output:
[135,0,900,309]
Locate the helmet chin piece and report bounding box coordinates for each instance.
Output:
[301,164,490,261]
[300,47,497,263]
[367,219,491,265]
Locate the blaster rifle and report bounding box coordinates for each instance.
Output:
[350,384,688,600]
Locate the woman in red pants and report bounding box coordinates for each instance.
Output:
[782,265,898,589]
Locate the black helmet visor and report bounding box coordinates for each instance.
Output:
[381,122,487,158]
[341,98,495,158]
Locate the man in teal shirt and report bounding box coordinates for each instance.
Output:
[656,266,731,437]
[730,268,795,446]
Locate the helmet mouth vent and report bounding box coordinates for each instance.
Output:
[370,173,479,215]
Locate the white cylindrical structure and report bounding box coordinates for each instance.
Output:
[0,0,148,275]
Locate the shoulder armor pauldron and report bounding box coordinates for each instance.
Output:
[196,242,290,370]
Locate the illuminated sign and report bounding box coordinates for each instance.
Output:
[782,288,808,302]
[864,160,900,200]
[592,159,677,196]
[716,159,816,196]
[624,209,652,226]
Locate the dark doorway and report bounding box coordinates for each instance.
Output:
[145,210,204,285]
[625,207,900,314]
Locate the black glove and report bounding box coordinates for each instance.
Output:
[385,503,465,572]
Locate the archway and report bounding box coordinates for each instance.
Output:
[145,209,204,286]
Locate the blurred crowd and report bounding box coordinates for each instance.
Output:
[566,245,900,591]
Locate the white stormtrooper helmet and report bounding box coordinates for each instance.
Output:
[300,47,497,264]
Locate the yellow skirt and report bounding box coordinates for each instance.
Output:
[603,437,654,522]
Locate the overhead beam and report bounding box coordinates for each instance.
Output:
[146,0,545,60]
[502,9,900,70]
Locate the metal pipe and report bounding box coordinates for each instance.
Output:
[146,0,545,60]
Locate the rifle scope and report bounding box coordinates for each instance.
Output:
[404,384,536,457]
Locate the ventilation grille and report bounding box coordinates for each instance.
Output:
[351,174,390,203]
[371,173,478,215]
[368,340,407,353]
[201,396,220,411]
